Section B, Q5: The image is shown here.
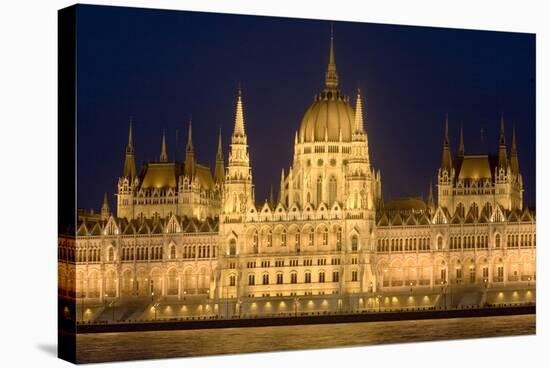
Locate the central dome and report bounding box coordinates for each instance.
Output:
[298,31,355,143]
[299,91,354,143]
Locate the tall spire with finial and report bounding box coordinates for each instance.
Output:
[186,119,194,152]
[458,124,464,158]
[325,25,339,91]
[441,114,452,172]
[184,120,195,178]
[214,127,225,183]
[101,192,110,220]
[159,130,168,162]
[269,185,274,207]
[354,88,364,133]
[123,119,137,179]
[233,87,246,137]
[498,114,508,169]
[510,126,519,175]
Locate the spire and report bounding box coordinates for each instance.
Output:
[440,114,453,171]
[458,124,464,158]
[354,88,364,133]
[510,126,519,174]
[127,120,134,151]
[324,26,339,91]
[498,114,508,169]
[159,130,168,162]
[184,120,196,178]
[101,192,110,220]
[269,185,274,207]
[427,181,435,211]
[233,88,246,137]
[214,128,225,183]
[123,119,137,179]
[186,119,194,152]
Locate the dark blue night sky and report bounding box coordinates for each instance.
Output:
[76,4,535,212]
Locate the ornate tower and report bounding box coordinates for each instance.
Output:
[345,89,373,210]
[118,121,136,219]
[437,114,454,210]
[184,120,195,178]
[222,89,254,215]
[123,121,136,179]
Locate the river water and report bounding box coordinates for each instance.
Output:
[76,314,535,363]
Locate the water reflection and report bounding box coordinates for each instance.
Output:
[77,314,535,363]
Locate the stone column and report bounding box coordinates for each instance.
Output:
[178,275,182,300]
[99,278,104,302]
[430,265,434,289]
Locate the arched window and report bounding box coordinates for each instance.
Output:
[351,235,358,251]
[281,229,287,247]
[495,234,501,248]
[262,273,269,285]
[437,236,443,250]
[316,176,323,204]
[229,239,236,256]
[295,229,301,251]
[267,230,273,247]
[170,245,176,260]
[308,228,314,246]
[167,269,178,295]
[253,231,259,252]
[328,176,337,205]
[319,271,325,283]
[304,271,311,283]
[336,227,342,251]
[322,227,329,246]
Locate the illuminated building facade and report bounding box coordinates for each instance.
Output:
[58,36,535,320]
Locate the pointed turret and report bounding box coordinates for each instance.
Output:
[440,114,453,172]
[510,126,520,175]
[498,114,508,169]
[279,168,285,204]
[101,192,110,220]
[458,124,464,158]
[324,27,339,91]
[427,182,435,212]
[184,120,195,178]
[159,130,168,162]
[214,128,225,183]
[233,88,246,137]
[354,88,364,134]
[269,185,274,207]
[123,120,137,179]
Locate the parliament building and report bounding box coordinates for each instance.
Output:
[58,35,536,321]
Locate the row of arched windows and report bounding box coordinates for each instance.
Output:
[450,235,489,250]
[376,237,431,253]
[247,227,344,251]
[507,233,535,248]
[246,269,352,285]
[76,248,101,263]
[180,245,216,259]
[120,246,162,261]
[58,247,75,262]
